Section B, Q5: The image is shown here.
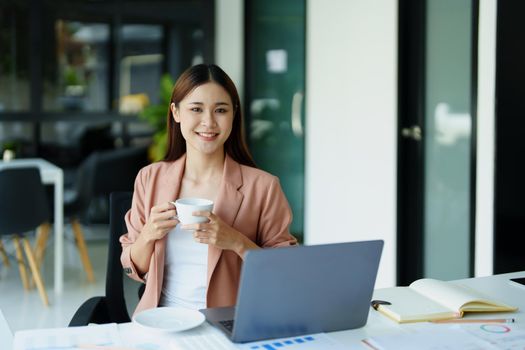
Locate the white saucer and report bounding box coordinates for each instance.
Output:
[132,307,205,333]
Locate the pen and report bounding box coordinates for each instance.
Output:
[431,318,515,324]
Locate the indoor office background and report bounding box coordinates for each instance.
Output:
[0,0,524,331]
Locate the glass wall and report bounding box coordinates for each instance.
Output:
[0,2,30,111]
[245,0,306,240]
[119,24,163,114]
[43,21,110,112]
[0,0,214,163]
[424,0,473,279]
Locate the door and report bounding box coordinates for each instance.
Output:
[494,1,525,273]
[245,0,306,240]
[398,0,478,285]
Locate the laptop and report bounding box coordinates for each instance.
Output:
[200,239,383,343]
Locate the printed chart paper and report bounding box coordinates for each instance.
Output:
[236,333,347,350]
[362,322,525,350]
[168,322,346,350]
[13,323,122,350]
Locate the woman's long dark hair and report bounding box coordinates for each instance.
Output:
[164,64,256,167]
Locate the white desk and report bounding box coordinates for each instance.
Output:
[119,271,525,348]
[0,158,64,295]
[11,271,525,349]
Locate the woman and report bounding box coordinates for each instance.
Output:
[120,64,297,315]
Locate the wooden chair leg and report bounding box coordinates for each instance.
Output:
[27,222,51,289]
[0,240,10,267]
[71,218,95,283]
[34,222,51,268]
[13,237,30,290]
[22,237,49,306]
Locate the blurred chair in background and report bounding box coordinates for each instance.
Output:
[0,241,9,266]
[0,167,50,306]
[38,146,148,283]
[92,145,148,199]
[63,153,99,282]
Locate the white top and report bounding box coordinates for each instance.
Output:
[159,224,208,310]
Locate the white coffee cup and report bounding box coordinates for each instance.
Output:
[171,198,214,224]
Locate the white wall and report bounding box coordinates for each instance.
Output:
[475,0,497,277]
[305,0,398,287]
[215,0,244,99]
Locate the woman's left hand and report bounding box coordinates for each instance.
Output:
[182,211,258,257]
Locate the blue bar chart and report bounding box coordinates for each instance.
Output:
[237,333,346,350]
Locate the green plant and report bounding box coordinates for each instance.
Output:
[1,140,20,154]
[139,73,174,162]
[64,66,81,86]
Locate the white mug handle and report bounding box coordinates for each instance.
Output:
[169,201,178,220]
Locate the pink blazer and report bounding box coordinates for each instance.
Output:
[120,154,297,315]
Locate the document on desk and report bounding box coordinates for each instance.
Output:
[13,323,122,350]
[362,322,525,350]
[167,322,347,350]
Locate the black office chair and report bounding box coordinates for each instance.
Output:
[0,167,50,306]
[69,191,133,326]
[86,146,148,224]
[92,146,148,197]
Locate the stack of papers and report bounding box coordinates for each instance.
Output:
[13,323,122,350]
[363,322,525,350]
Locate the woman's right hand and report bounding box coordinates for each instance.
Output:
[140,202,179,243]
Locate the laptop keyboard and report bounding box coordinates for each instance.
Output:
[219,319,235,332]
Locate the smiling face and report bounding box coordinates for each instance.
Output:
[171,82,234,159]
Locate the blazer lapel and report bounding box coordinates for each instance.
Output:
[207,154,244,285]
[160,153,186,205]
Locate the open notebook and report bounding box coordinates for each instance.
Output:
[373,278,517,323]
